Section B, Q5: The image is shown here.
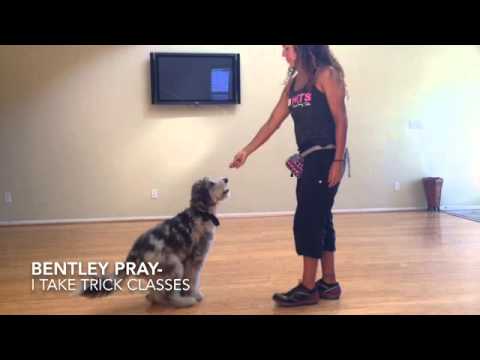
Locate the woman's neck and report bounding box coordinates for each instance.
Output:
[295,65,306,77]
[293,68,310,89]
[294,65,310,82]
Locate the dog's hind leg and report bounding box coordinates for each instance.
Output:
[145,278,169,306]
[146,289,170,306]
[165,257,198,308]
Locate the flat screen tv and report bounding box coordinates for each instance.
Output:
[150,52,241,105]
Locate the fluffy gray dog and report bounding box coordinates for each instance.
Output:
[80,177,230,308]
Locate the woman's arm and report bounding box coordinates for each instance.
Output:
[317,67,349,186]
[229,81,292,169]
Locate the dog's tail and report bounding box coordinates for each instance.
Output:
[79,253,138,298]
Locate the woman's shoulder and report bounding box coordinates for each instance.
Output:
[315,66,344,92]
[315,66,340,83]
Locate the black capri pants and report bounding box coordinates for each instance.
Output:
[293,149,340,259]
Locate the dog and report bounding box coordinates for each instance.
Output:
[80,177,230,308]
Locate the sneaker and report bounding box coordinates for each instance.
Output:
[273,283,319,307]
[316,279,342,300]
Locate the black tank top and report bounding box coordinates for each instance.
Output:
[288,77,336,153]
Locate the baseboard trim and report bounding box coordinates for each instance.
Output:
[221,207,426,218]
[441,205,480,211]
[0,207,431,227]
[335,207,425,214]
[0,216,168,227]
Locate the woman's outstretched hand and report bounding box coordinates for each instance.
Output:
[229,150,249,169]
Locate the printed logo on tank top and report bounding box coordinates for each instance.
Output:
[288,92,312,109]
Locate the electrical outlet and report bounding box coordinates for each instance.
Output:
[151,189,159,200]
[394,181,401,192]
[409,119,424,130]
[4,192,13,204]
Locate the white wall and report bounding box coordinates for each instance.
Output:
[1,45,479,223]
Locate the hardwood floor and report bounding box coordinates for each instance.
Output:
[1,211,479,315]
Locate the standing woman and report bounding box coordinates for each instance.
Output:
[230,45,349,307]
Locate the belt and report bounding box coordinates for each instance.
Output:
[300,145,351,178]
[300,144,336,158]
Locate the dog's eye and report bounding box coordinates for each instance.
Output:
[208,181,215,187]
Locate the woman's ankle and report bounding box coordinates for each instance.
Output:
[301,280,317,291]
[321,274,337,285]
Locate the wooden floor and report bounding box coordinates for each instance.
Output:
[1,211,479,315]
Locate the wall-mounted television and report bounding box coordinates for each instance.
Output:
[150,52,241,105]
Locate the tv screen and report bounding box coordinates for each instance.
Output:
[150,53,241,105]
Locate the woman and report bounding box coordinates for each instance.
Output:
[229,45,349,307]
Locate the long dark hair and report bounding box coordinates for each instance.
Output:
[286,45,346,89]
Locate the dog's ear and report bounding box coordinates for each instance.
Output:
[200,186,213,205]
[191,178,208,195]
[191,178,214,209]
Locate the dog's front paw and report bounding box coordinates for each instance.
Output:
[193,290,204,302]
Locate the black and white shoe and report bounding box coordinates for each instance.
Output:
[273,283,319,307]
[316,279,342,300]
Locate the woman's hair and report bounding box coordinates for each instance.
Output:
[285,45,346,89]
